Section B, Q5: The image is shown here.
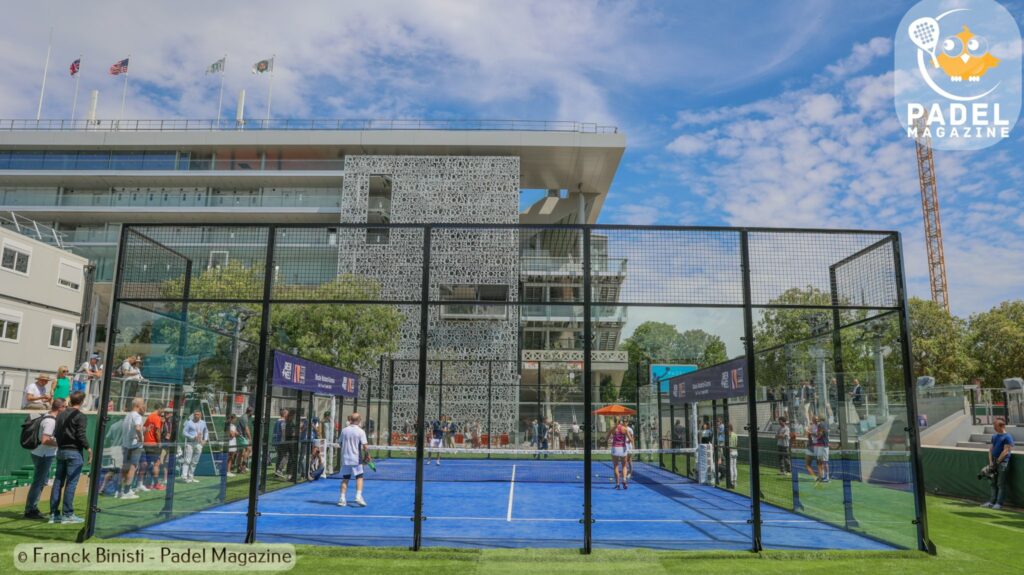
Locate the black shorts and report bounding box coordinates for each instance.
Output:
[144,445,161,459]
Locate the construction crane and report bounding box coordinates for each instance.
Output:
[913,117,950,313]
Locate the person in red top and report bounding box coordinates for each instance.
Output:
[605,417,634,490]
[140,404,166,491]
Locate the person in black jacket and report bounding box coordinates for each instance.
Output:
[49,391,91,524]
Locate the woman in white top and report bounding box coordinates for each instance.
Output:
[226,414,238,478]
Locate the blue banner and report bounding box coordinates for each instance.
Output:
[668,356,747,405]
[650,364,698,393]
[272,350,359,397]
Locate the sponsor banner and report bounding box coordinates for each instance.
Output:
[650,364,698,394]
[272,350,358,397]
[667,357,747,405]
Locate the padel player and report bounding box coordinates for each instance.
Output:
[427,418,443,465]
[606,417,634,490]
[337,412,369,507]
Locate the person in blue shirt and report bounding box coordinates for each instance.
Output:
[982,418,1014,510]
[534,419,549,459]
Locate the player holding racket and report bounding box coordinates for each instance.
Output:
[337,412,369,507]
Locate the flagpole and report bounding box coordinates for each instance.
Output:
[265,54,275,123]
[36,27,53,121]
[119,53,130,122]
[216,53,226,126]
[71,55,82,123]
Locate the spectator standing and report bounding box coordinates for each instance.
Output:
[849,379,865,421]
[181,410,208,483]
[24,398,65,519]
[551,420,562,450]
[50,392,90,524]
[815,417,830,483]
[24,375,52,410]
[570,419,581,449]
[982,418,1014,510]
[776,416,792,475]
[159,407,175,486]
[673,419,685,449]
[804,418,819,481]
[225,414,239,478]
[73,354,102,407]
[235,407,252,474]
[766,387,778,421]
[273,408,289,478]
[726,423,739,487]
[119,398,145,498]
[534,418,549,459]
[52,366,72,402]
[141,403,165,491]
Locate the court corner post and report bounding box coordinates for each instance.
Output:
[411,225,432,551]
[828,263,858,529]
[245,224,277,544]
[892,233,935,555]
[739,230,763,552]
[581,226,594,554]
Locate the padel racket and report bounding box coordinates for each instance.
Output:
[909,17,941,68]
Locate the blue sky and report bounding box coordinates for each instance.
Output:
[1,0,1021,317]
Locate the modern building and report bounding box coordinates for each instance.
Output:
[0,213,90,409]
[0,121,628,433]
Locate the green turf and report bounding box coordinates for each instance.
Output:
[0,479,1019,574]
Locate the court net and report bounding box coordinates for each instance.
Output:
[322,445,696,484]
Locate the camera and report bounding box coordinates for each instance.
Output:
[977,463,997,480]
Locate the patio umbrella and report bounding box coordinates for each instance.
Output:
[592,404,637,416]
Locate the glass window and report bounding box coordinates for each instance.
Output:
[0,151,10,169]
[523,331,546,350]
[50,324,74,349]
[110,151,145,170]
[75,151,110,170]
[440,284,509,319]
[143,152,177,170]
[43,151,77,169]
[8,151,45,170]
[0,311,20,341]
[1,245,30,274]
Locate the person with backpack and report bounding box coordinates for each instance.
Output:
[22,398,65,519]
[50,391,90,524]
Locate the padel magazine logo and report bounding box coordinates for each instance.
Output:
[895,0,1021,150]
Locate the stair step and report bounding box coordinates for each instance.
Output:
[970,434,992,443]
[956,441,989,449]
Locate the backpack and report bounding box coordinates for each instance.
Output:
[21,414,54,450]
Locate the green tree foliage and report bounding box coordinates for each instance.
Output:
[618,321,730,400]
[152,263,402,394]
[905,297,974,384]
[967,300,1024,387]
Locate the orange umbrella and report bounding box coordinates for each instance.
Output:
[592,404,637,416]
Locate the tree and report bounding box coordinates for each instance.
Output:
[619,321,729,398]
[967,300,1024,387]
[905,297,974,385]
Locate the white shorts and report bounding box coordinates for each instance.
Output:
[815,446,829,462]
[610,446,627,458]
[430,438,442,448]
[340,464,364,478]
[805,447,815,457]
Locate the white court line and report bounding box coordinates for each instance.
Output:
[506,464,516,522]
[191,510,823,525]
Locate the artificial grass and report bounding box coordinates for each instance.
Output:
[0,486,1019,573]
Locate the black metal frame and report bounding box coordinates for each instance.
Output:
[80,222,932,555]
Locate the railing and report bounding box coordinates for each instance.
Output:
[0,118,619,134]
[521,304,626,323]
[0,211,66,248]
[1,188,342,210]
[521,256,627,275]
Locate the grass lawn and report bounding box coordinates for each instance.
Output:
[0,473,1020,574]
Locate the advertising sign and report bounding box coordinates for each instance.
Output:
[272,350,359,397]
[667,357,747,405]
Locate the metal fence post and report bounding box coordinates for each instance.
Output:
[892,234,935,554]
[412,225,432,551]
[161,262,191,518]
[245,225,276,543]
[739,230,764,552]
[829,265,858,528]
[581,227,594,554]
[78,225,129,543]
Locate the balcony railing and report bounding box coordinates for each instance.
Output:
[0,188,341,209]
[0,118,619,133]
[520,256,627,275]
[521,305,626,323]
[0,211,67,248]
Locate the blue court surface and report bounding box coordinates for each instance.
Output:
[122,457,894,551]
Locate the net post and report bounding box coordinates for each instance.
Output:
[828,263,859,529]
[892,233,936,554]
[411,225,432,551]
[487,361,493,457]
[581,227,594,555]
[244,224,276,544]
[722,397,732,489]
[711,400,719,486]
[740,229,764,552]
[161,258,190,519]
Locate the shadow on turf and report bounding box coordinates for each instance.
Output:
[0,510,81,542]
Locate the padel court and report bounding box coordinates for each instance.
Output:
[122,454,893,551]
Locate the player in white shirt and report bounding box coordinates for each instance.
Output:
[337,412,369,507]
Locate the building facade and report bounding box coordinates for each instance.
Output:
[0,124,627,433]
[0,215,89,408]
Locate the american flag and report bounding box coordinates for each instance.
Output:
[69,59,80,77]
[109,58,129,76]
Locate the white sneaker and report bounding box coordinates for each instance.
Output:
[121,491,139,500]
[981,502,993,508]
[426,460,431,465]
[226,472,236,478]
[354,497,367,507]
[136,484,150,492]
[113,491,122,498]
[992,504,1002,510]
[435,460,440,466]
[337,499,347,507]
